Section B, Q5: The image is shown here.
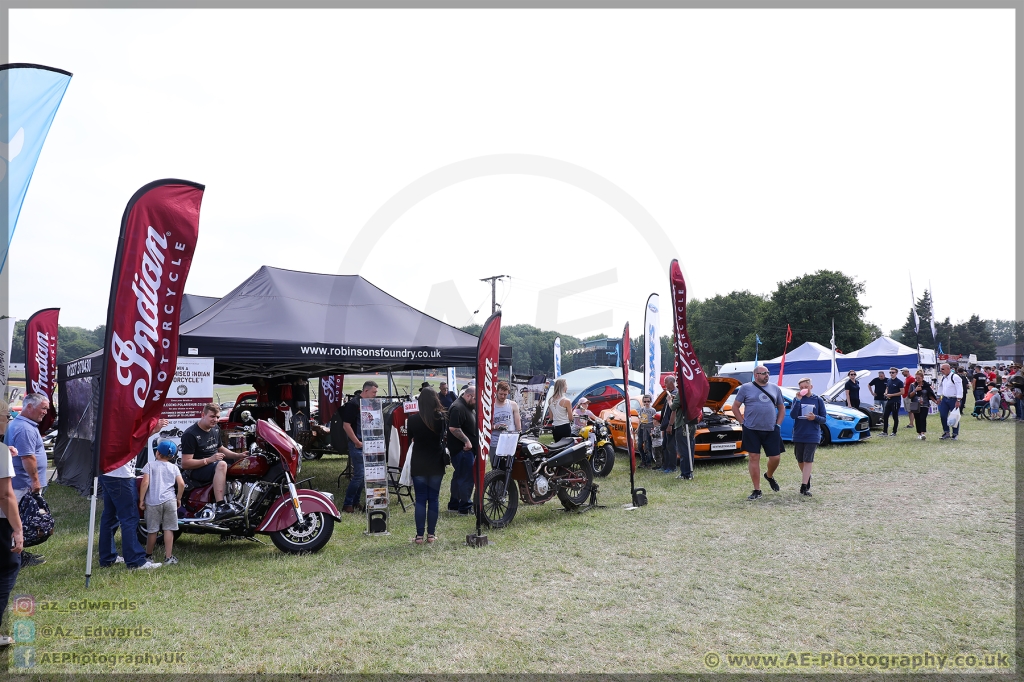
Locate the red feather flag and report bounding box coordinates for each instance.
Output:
[25,307,59,432]
[669,259,710,423]
[96,180,204,474]
[474,311,501,540]
[778,324,793,387]
[621,322,636,474]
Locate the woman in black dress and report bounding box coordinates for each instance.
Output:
[907,370,938,440]
[406,388,448,544]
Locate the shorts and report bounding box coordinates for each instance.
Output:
[794,442,817,463]
[188,460,221,484]
[144,499,179,533]
[741,425,782,458]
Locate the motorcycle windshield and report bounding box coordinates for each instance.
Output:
[257,419,299,460]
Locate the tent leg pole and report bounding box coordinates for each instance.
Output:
[85,476,99,588]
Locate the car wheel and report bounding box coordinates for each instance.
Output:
[819,427,832,446]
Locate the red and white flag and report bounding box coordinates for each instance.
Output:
[475,311,501,530]
[25,307,59,432]
[318,374,345,425]
[669,259,710,423]
[97,180,204,474]
[777,324,793,387]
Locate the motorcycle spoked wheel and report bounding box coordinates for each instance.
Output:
[269,511,335,554]
[556,458,595,511]
[481,470,519,529]
[590,443,615,477]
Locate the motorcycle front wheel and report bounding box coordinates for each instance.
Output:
[557,458,595,510]
[481,470,519,529]
[269,511,334,554]
[591,443,615,477]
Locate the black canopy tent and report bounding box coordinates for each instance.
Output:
[178,265,510,383]
[179,293,219,322]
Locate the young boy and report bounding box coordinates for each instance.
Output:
[790,378,826,497]
[139,440,185,565]
[636,395,657,468]
[986,383,1002,420]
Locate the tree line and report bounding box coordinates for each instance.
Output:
[9,321,106,367]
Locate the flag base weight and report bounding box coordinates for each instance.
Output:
[466,533,489,547]
[631,488,648,507]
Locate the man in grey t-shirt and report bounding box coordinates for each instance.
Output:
[732,366,786,500]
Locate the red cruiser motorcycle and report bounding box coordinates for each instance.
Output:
[479,431,595,529]
[138,414,340,554]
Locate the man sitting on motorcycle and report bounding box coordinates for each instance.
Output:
[180,403,246,519]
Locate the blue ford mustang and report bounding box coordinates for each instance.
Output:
[726,387,871,445]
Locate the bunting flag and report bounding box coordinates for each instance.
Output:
[777,324,793,387]
[1,64,73,272]
[317,374,345,425]
[928,281,937,343]
[643,294,661,398]
[553,336,561,378]
[669,260,709,422]
[909,274,920,335]
[95,180,204,474]
[473,310,501,542]
[25,307,59,431]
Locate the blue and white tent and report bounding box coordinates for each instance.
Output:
[763,342,842,390]
[838,336,921,405]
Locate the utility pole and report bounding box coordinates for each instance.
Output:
[479,275,508,315]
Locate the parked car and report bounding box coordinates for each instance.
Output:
[600,378,749,461]
[820,370,882,430]
[724,386,870,445]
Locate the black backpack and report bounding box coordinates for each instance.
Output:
[18,492,55,547]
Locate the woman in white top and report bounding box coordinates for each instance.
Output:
[548,378,573,441]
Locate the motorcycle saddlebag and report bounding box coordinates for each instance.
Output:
[544,441,590,468]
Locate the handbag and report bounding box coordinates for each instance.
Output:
[18,491,55,547]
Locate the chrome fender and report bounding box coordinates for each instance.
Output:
[256,490,342,533]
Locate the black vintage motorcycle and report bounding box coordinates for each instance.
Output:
[480,430,595,528]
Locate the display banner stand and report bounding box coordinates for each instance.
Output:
[360,397,389,535]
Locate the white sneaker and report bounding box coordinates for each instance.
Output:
[917,434,925,440]
[114,555,125,564]
[132,560,162,570]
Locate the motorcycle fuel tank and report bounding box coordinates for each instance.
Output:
[227,453,270,477]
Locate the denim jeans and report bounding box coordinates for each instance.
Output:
[938,397,960,437]
[448,449,475,513]
[343,445,364,507]
[637,425,653,466]
[674,424,696,477]
[0,517,21,623]
[1016,398,1024,421]
[99,475,147,568]
[412,474,444,536]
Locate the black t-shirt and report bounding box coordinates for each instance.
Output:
[885,377,904,397]
[342,398,362,442]
[868,377,887,399]
[407,413,446,477]
[973,372,988,390]
[844,380,861,408]
[180,423,222,460]
[447,397,479,454]
[438,391,456,409]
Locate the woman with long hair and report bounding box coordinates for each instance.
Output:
[548,378,573,441]
[406,387,448,544]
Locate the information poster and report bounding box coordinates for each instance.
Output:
[360,397,389,534]
[147,357,214,463]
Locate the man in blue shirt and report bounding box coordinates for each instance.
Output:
[7,393,50,567]
[437,382,457,409]
[791,378,827,497]
[732,367,786,500]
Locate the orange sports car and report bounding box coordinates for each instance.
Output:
[600,377,747,461]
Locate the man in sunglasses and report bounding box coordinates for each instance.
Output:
[880,367,904,437]
[732,366,785,500]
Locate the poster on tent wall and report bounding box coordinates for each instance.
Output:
[644,294,660,398]
[146,356,213,462]
[96,179,204,474]
[25,307,59,431]
[669,260,709,422]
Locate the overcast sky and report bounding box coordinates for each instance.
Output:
[8,8,1015,345]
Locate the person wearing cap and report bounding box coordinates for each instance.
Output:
[899,368,916,431]
[139,440,185,566]
[418,381,431,397]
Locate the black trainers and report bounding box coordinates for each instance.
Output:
[747,489,762,500]
[801,487,813,497]
[21,551,45,567]
[764,474,780,492]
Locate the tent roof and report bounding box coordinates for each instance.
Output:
[178,266,509,380]
[844,336,917,359]
[765,341,842,364]
[180,294,219,323]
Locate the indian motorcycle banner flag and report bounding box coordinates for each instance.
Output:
[669,259,709,423]
[25,307,59,431]
[318,374,345,425]
[475,311,502,532]
[96,179,204,474]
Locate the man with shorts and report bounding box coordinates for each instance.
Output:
[732,366,785,500]
[180,403,245,519]
[790,378,826,497]
[899,368,916,430]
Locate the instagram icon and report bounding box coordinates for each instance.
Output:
[12,594,35,617]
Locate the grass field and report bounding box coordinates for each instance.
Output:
[4,416,1016,675]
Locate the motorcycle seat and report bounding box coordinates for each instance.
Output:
[546,437,577,454]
